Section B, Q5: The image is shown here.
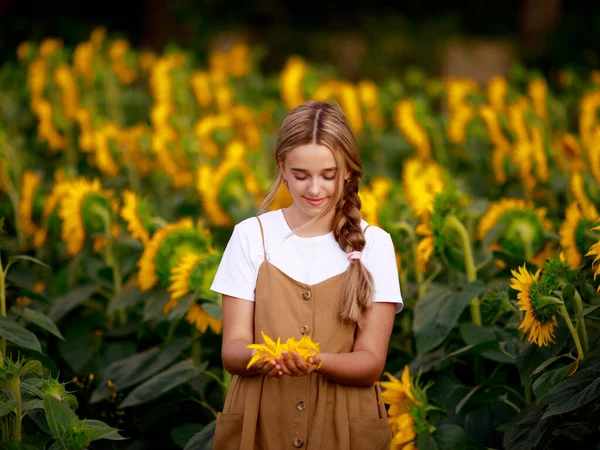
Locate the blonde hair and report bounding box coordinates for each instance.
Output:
[259,101,374,327]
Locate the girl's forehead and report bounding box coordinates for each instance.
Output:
[285,143,338,167]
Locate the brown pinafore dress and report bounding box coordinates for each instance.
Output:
[213,217,393,450]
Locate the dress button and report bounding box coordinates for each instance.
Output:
[294,438,304,448]
[302,290,311,301]
[300,325,309,335]
[296,401,306,411]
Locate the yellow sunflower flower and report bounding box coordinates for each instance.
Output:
[280,56,307,110]
[528,78,548,121]
[570,172,599,219]
[190,71,213,108]
[138,219,194,290]
[246,331,321,369]
[394,100,431,159]
[416,222,434,273]
[18,170,42,237]
[487,76,508,112]
[58,178,116,256]
[380,366,423,450]
[510,265,558,346]
[186,303,223,334]
[585,225,600,292]
[120,190,152,245]
[478,198,553,263]
[359,177,392,227]
[559,202,598,269]
[357,80,385,130]
[402,158,445,219]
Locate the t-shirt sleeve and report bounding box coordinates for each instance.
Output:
[363,230,404,313]
[210,224,258,301]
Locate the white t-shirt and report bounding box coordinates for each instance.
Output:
[210,209,404,313]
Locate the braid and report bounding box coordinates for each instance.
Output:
[332,176,374,327]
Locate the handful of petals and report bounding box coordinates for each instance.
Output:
[246,330,322,369]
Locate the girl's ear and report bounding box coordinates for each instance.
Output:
[277,158,285,172]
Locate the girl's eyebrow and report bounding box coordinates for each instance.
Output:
[290,167,338,173]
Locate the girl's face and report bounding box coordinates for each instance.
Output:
[279,143,348,219]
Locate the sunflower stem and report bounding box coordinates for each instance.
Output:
[445,215,481,326]
[559,305,585,360]
[222,369,232,400]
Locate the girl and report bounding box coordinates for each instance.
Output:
[210,101,403,450]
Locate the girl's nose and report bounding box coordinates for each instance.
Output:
[308,179,320,196]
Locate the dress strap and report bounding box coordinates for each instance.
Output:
[363,224,371,234]
[256,216,267,261]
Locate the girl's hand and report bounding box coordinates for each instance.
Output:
[250,351,283,378]
[279,351,321,377]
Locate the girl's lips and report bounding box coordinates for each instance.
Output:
[304,197,325,206]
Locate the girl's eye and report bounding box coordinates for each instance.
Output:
[294,176,308,181]
[324,176,336,181]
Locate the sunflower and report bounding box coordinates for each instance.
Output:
[394,100,431,159]
[487,76,508,112]
[186,303,223,334]
[359,177,392,227]
[137,218,215,291]
[228,42,251,78]
[18,170,42,237]
[585,225,600,292]
[559,202,599,269]
[357,80,385,130]
[447,103,476,144]
[58,178,117,256]
[280,56,307,110]
[380,366,431,450]
[401,157,445,219]
[570,172,599,219]
[479,105,512,184]
[510,265,559,346]
[478,198,553,264]
[415,222,434,273]
[120,190,154,245]
[528,78,548,121]
[554,133,585,173]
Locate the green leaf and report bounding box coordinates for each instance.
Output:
[531,353,573,375]
[142,289,170,322]
[171,423,203,448]
[8,255,51,271]
[106,284,144,315]
[20,308,64,339]
[202,303,222,321]
[532,362,576,400]
[43,395,77,437]
[0,442,41,450]
[543,362,600,418]
[0,399,17,417]
[414,281,486,356]
[416,430,438,450]
[57,323,94,374]
[575,304,600,318]
[119,359,207,408]
[48,284,97,323]
[441,341,500,362]
[503,401,558,450]
[183,420,216,450]
[84,419,126,441]
[515,321,570,378]
[432,424,469,450]
[21,399,44,413]
[22,359,44,376]
[90,336,189,404]
[0,316,42,353]
[459,323,514,363]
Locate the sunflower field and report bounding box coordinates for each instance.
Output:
[0,26,600,450]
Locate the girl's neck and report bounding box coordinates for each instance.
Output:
[283,205,334,238]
